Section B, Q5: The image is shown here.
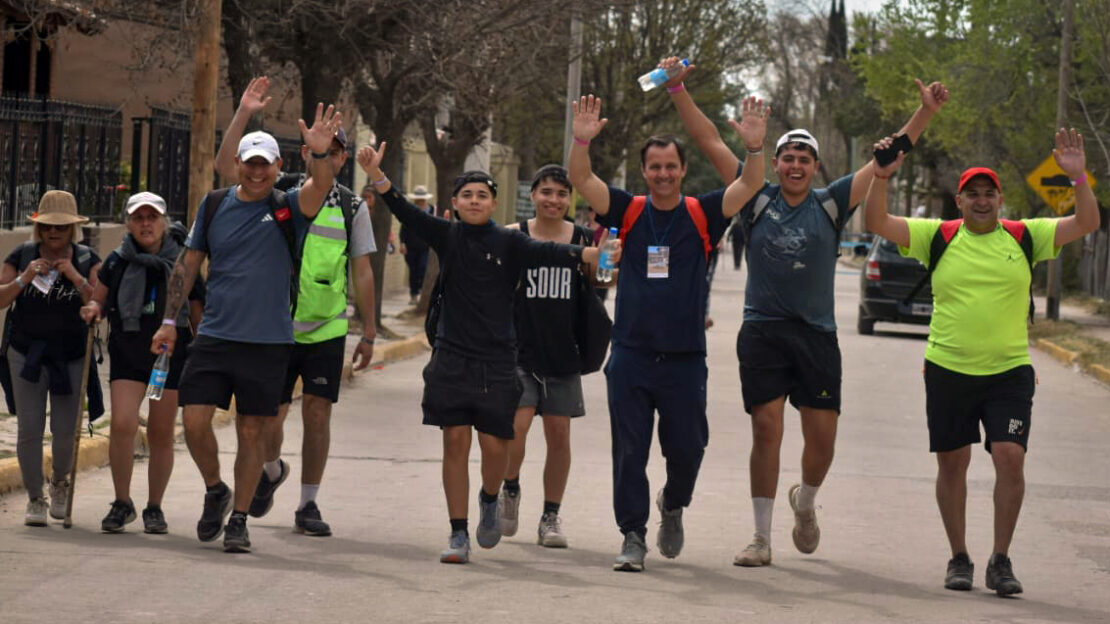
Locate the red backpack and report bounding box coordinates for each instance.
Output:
[618,196,712,259]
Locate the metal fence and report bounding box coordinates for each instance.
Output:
[0,96,122,228]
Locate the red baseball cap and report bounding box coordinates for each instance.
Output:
[958,167,1000,192]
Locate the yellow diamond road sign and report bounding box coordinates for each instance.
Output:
[1026,156,1096,216]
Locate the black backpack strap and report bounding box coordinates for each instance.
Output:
[74,244,93,277]
[518,218,530,236]
[337,185,357,256]
[202,187,232,253]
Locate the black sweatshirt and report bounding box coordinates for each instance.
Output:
[381,187,585,365]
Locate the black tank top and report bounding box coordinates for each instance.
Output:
[514,220,589,376]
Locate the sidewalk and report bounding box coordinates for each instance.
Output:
[0,285,428,495]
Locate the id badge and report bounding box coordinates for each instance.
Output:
[647,245,669,279]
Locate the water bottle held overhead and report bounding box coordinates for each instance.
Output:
[596,227,620,283]
[638,58,690,92]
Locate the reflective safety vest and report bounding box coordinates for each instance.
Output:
[293,201,353,343]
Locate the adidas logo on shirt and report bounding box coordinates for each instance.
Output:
[260,213,274,223]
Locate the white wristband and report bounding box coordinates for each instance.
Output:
[14,275,24,289]
[161,318,177,327]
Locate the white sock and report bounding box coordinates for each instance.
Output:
[298,484,320,511]
[263,459,283,481]
[753,497,774,542]
[796,483,819,511]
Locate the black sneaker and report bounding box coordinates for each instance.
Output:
[294,501,332,537]
[985,553,1023,596]
[944,552,974,590]
[249,459,289,518]
[197,483,232,542]
[100,499,137,533]
[142,505,168,534]
[223,514,251,553]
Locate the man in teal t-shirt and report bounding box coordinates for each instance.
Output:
[864,129,1100,597]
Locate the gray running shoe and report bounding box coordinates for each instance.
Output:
[25,497,48,527]
[944,553,974,590]
[497,487,520,536]
[655,489,684,558]
[613,532,648,572]
[249,459,289,518]
[733,535,772,567]
[197,483,232,542]
[440,530,470,564]
[142,505,168,534]
[48,479,69,520]
[537,512,568,548]
[223,515,251,553]
[294,501,332,537]
[476,493,501,549]
[789,483,820,554]
[100,499,137,533]
[985,553,1023,596]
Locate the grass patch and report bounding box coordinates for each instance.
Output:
[1028,319,1110,370]
[0,450,14,460]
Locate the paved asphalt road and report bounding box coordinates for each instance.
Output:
[1,260,1108,623]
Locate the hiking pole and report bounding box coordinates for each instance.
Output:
[63,323,96,529]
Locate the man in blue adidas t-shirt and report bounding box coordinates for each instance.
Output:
[661,56,949,566]
[151,104,342,554]
[568,93,769,572]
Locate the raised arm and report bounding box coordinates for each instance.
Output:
[150,248,205,356]
[356,143,449,249]
[863,136,911,248]
[296,103,342,220]
[849,79,949,206]
[567,95,612,215]
[215,76,272,181]
[722,97,769,218]
[661,58,740,184]
[1051,128,1101,247]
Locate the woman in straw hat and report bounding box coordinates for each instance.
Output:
[80,192,204,534]
[0,190,101,527]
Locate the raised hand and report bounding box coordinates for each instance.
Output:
[872,136,907,178]
[572,95,608,142]
[239,76,272,116]
[356,143,387,175]
[915,78,949,113]
[660,56,695,90]
[299,102,342,155]
[1052,127,1086,179]
[728,96,770,151]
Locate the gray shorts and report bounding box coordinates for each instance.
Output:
[516,368,585,417]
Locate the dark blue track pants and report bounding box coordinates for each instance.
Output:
[605,345,708,536]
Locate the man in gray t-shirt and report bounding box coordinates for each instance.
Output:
[152,92,343,554]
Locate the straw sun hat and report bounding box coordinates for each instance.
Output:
[30,190,90,225]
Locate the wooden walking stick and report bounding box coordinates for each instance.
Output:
[63,323,96,529]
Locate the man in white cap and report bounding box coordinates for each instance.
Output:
[400,185,435,304]
[151,95,342,554]
[658,56,950,566]
[213,76,378,539]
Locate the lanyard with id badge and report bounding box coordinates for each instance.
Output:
[646,196,681,279]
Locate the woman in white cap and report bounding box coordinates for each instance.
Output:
[79,192,204,534]
[0,190,101,526]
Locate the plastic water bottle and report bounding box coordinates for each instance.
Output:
[637,58,690,91]
[145,348,170,400]
[596,227,620,283]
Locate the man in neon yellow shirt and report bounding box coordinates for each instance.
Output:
[864,128,1099,596]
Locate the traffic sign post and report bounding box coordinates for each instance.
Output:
[1025,155,1096,216]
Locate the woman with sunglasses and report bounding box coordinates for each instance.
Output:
[0,191,101,526]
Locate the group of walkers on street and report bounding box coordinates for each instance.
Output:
[1,59,1100,599]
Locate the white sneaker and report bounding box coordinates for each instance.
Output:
[25,498,48,526]
[497,487,520,537]
[537,512,568,548]
[734,534,772,567]
[48,479,69,520]
[789,483,820,554]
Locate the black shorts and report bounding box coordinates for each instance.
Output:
[737,320,842,413]
[108,328,192,390]
[178,335,292,416]
[281,336,346,403]
[924,361,1034,453]
[421,348,521,440]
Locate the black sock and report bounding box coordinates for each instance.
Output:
[450,518,468,534]
[479,489,498,504]
[144,503,160,511]
[205,481,226,494]
[230,510,247,522]
[503,477,520,494]
[543,501,560,516]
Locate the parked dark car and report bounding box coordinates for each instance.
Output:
[857,236,933,335]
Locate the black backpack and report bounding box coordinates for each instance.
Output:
[744,186,851,256]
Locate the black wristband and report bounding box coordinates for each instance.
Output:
[360,336,375,346]
[310,151,329,160]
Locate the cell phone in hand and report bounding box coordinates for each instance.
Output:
[873,134,914,167]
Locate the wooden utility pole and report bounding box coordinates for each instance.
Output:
[188,0,222,224]
[1046,0,1074,321]
[562,11,583,167]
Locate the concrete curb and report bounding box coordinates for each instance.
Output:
[0,334,430,497]
[1032,338,1110,387]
